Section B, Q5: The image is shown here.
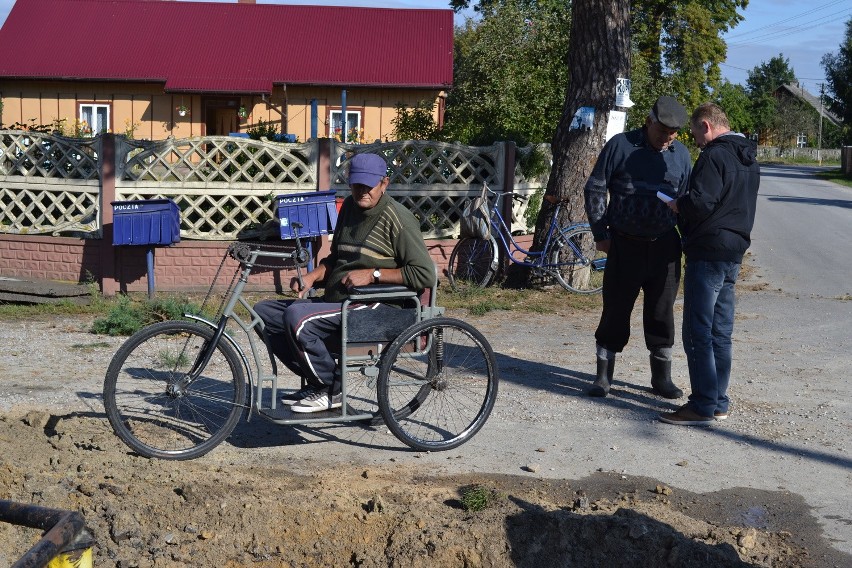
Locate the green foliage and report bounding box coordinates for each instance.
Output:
[444,0,571,145]
[246,119,279,141]
[743,55,797,143]
[459,484,499,512]
[523,188,544,231]
[713,80,755,134]
[773,97,818,151]
[91,295,201,336]
[90,296,142,336]
[821,17,852,143]
[632,0,745,106]
[391,100,442,141]
[746,55,796,97]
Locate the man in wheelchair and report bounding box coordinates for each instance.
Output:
[255,153,437,413]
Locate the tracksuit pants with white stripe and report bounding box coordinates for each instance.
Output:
[254,298,376,391]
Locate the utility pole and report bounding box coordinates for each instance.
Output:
[818,83,824,166]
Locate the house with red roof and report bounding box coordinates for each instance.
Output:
[0,0,453,142]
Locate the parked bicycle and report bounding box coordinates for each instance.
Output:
[448,187,606,293]
[103,224,498,460]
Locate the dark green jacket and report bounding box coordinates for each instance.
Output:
[322,193,436,302]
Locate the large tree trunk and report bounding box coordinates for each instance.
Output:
[534,0,631,247]
[504,0,631,288]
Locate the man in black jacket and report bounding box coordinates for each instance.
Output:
[660,103,760,426]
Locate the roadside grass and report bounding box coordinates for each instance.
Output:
[761,156,841,167]
[0,291,207,336]
[814,168,852,189]
[439,283,601,316]
[0,282,601,333]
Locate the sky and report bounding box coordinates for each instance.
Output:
[0,0,849,97]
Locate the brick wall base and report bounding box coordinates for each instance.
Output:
[0,234,458,294]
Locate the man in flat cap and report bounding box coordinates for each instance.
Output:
[255,153,436,413]
[583,95,692,399]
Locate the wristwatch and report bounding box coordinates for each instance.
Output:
[372,269,381,284]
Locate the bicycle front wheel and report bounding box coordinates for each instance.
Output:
[104,320,246,460]
[546,227,606,294]
[377,318,498,452]
[447,237,498,291]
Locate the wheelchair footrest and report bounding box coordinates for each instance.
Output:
[257,405,376,423]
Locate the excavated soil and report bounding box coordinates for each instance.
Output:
[0,410,819,567]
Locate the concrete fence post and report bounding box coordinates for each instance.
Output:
[99,134,119,296]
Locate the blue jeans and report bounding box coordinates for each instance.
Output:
[682,260,741,417]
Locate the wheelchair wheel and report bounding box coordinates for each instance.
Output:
[377,318,498,451]
[104,321,246,460]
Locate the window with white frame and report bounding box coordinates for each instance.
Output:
[329,110,362,143]
[79,104,110,136]
[796,133,807,148]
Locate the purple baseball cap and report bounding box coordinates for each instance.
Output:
[348,153,388,187]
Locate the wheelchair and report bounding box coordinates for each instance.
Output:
[103,242,499,460]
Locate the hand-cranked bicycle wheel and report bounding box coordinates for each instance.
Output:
[377,318,498,451]
[104,320,246,460]
[546,227,606,294]
[447,237,498,291]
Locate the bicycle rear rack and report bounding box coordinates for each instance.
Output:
[0,500,94,568]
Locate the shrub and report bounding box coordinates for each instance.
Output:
[91,295,201,336]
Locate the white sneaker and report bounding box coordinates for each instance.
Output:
[290,390,342,413]
[280,386,322,406]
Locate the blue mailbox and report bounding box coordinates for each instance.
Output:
[276,190,338,240]
[111,198,180,299]
[112,199,180,246]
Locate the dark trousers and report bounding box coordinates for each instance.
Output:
[595,229,681,354]
[254,298,343,389]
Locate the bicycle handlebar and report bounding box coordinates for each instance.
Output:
[482,184,528,202]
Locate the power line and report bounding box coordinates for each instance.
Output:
[726,8,852,46]
[724,0,849,40]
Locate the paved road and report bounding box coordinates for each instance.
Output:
[748,164,852,298]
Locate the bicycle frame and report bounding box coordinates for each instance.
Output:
[485,193,591,271]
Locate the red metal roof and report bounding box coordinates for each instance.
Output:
[0,0,453,93]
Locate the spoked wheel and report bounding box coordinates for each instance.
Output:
[340,367,383,425]
[447,237,498,291]
[547,227,606,294]
[377,318,498,451]
[103,320,246,460]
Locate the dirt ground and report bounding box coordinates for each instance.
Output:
[1,267,850,567]
[0,410,820,568]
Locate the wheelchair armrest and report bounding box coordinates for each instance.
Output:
[347,284,418,301]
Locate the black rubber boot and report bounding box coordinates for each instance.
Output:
[588,357,615,397]
[650,356,683,399]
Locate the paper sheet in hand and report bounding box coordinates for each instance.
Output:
[656,191,673,203]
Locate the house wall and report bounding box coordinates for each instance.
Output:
[1,81,444,142]
[279,85,444,143]
[1,80,202,139]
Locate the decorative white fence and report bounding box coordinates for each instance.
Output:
[0,131,546,241]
